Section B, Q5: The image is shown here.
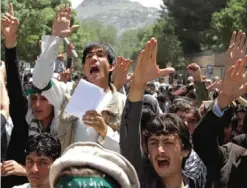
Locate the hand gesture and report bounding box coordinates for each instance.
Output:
[112,56,133,91]
[52,4,79,37]
[83,111,108,137]
[207,79,222,91]
[133,38,175,87]
[67,42,75,58]
[1,160,26,176]
[187,63,202,82]
[220,57,247,100]
[1,3,19,48]
[58,68,71,83]
[226,31,247,66]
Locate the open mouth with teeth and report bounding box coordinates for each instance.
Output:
[157,159,170,168]
[90,66,100,74]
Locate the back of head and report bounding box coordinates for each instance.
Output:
[169,97,200,122]
[49,142,140,188]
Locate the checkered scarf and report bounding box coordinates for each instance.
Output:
[183,149,207,188]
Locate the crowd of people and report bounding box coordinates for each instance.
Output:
[1,3,247,188]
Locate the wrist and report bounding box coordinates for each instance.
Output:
[218,93,233,109]
[100,125,107,137]
[193,75,202,82]
[5,36,17,48]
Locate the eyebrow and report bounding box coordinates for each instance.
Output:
[88,49,104,54]
[149,137,173,142]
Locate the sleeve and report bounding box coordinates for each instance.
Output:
[32,35,69,109]
[120,100,144,178]
[4,47,29,165]
[98,126,120,153]
[33,35,63,90]
[194,82,208,107]
[192,102,233,186]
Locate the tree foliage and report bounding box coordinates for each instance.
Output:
[1,0,70,63]
[128,19,184,69]
[210,0,247,49]
[163,0,227,54]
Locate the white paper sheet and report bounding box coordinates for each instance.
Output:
[65,79,106,118]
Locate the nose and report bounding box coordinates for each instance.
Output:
[158,144,165,154]
[35,99,40,107]
[30,163,39,173]
[91,54,98,64]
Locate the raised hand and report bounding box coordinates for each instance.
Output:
[52,4,79,38]
[187,63,202,82]
[226,30,247,66]
[133,38,175,87]
[112,56,133,91]
[220,56,247,102]
[207,79,222,91]
[1,3,19,48]
[58,68,71,83]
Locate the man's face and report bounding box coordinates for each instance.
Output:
[148,134,188,179]
[236,112,246,133]
[26,152,53,187]
[176,111,198,134]
[31,94,53,121]
[83,47,112,86]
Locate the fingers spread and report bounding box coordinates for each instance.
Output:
[230,31,236,46]
[159,67,175,77]
[239,32,246,48]
[9,3,14,16]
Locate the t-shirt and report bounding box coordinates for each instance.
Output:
[12,183,31,188]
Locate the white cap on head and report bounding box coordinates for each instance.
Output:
[49,142,140,188]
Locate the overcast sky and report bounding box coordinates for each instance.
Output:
[70,0,163,9]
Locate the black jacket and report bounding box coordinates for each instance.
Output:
[3,47,28,188]
[193,105,247,188]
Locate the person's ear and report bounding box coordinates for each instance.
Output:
[182,149,189,158]
[109,63,115,72]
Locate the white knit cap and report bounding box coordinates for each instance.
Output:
[49,142,140,188]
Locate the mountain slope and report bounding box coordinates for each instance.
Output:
[75,0,160,33]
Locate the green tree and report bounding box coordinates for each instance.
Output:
[80,19,118,47]
[1,0,71,64]
[130,19,184,69]
[163,0,227,54]
[210,0,247,49]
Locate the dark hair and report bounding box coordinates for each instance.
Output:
[143,113,192,151]
[141,107,156,132]
[185,90,196,100]
[244,112,247,133]
[169,97,201,122]
[82,42,115,65]
[25,133,61,161]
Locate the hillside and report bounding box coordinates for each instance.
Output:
[75,0,160,33]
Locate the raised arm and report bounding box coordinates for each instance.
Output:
[32,5,79,109]
[193,57,247,186]
[120,38,175,177]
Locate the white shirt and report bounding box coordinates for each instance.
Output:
[74,91,121,153]
[12,183,31,188]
